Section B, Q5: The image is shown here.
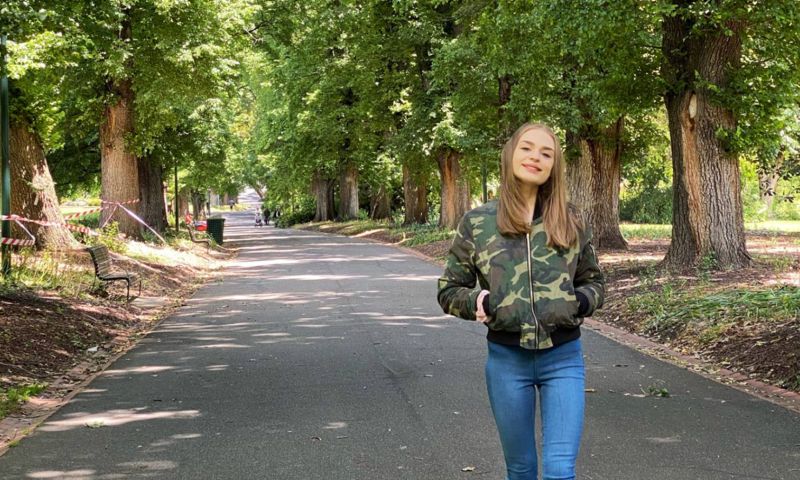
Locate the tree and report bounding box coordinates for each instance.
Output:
[2,5,78,249]
[661,0,800,269]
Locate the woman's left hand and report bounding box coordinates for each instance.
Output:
[476,290,490,324]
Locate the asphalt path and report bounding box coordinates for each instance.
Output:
[1,210,799,479]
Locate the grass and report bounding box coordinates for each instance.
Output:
[745,220,800,233]
[0,383,47,420]
[300,219,456,247]
[627,283,800,342]
[620,223,672,240]
[613,221,800,241]
[0,249,96,298]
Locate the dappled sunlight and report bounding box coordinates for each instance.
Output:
[600,252,662,264]
[205,364,229,371]
[323,421,348,429]
[102,366,175,377]
[157,322,257,332]
[376,314,450,321]
[38,408,201,432]
[379,273,440,282]
[270,274,369,281]
[191,343,250,349]
[116,460,178,471]
[149,432,203,447]
[256,335,346,345]
[26,469,96,479]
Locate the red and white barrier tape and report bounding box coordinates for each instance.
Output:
[0,214,97,236]
[62,199,139,220]
[0,198,168,246]
[0,216,36,246]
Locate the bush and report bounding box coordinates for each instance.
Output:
[276,207,315,228]
[619,184,673,224]
[87,222,127,254]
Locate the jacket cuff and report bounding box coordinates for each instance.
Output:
[575,291,590,317]
[574,286,599,317]
[482,294,495,317]
[466,289,481,320]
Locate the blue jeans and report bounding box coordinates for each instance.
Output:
[485,338,585,480]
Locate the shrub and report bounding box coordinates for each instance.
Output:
[276,206,315,228]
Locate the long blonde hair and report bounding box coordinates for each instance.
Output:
[497,123,582,248]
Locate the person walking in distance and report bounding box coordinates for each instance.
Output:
[437,123,605,480]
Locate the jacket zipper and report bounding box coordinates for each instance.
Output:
[525,232,539,348]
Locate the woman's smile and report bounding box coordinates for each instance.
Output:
[522,163,542,174]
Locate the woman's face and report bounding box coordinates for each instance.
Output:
[511,128,555,187]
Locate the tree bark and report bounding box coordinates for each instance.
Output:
[138,155,168,234]
[566,120,628,249]
[338,162,359,220]
[312,172,334,221]
[177,190,191,217]
[369,183,391,220]
[8,119,78,250]
[99,9,141,238]
[437,148,470,230]
[662,10,750,269]
[403,164,428,225]
[191,190,204,220]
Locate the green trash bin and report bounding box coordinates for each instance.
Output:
[206,217,225,245]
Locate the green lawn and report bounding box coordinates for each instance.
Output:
[621,221,800,240]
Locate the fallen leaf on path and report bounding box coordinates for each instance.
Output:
[584,388,597,393]
[461,466,476,472]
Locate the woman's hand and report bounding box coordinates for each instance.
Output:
[476,290,490,324]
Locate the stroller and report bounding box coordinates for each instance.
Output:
[254,210,263,227]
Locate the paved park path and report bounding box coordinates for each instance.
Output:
[1,207,799,479]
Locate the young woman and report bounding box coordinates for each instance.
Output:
[437,123,605,480]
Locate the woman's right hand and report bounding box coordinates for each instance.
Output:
[476,290,491,324]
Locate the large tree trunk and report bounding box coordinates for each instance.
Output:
[8,119,77,250]
[437,148,470,230]
[312,172,334,221]
[369,183,391,220]
[403,164,428,225]
[191,190,204,220]
[338,162,359,220]
[566,120,628,249]
[662,11,750,269]
[138,155,168,234]
[177,190,191,217]
[99,9,140,238]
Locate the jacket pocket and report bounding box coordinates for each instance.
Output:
[535,293,582,330]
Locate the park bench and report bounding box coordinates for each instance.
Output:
[185,214,212,251]
[86,245,142,303]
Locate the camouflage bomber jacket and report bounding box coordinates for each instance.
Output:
[437,200,605,350]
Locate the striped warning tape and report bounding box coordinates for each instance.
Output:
[0,214,95,235]
[0,237,35,246]
[0,215,37,246]
[62,199,139,220]
[0,198,146,246]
